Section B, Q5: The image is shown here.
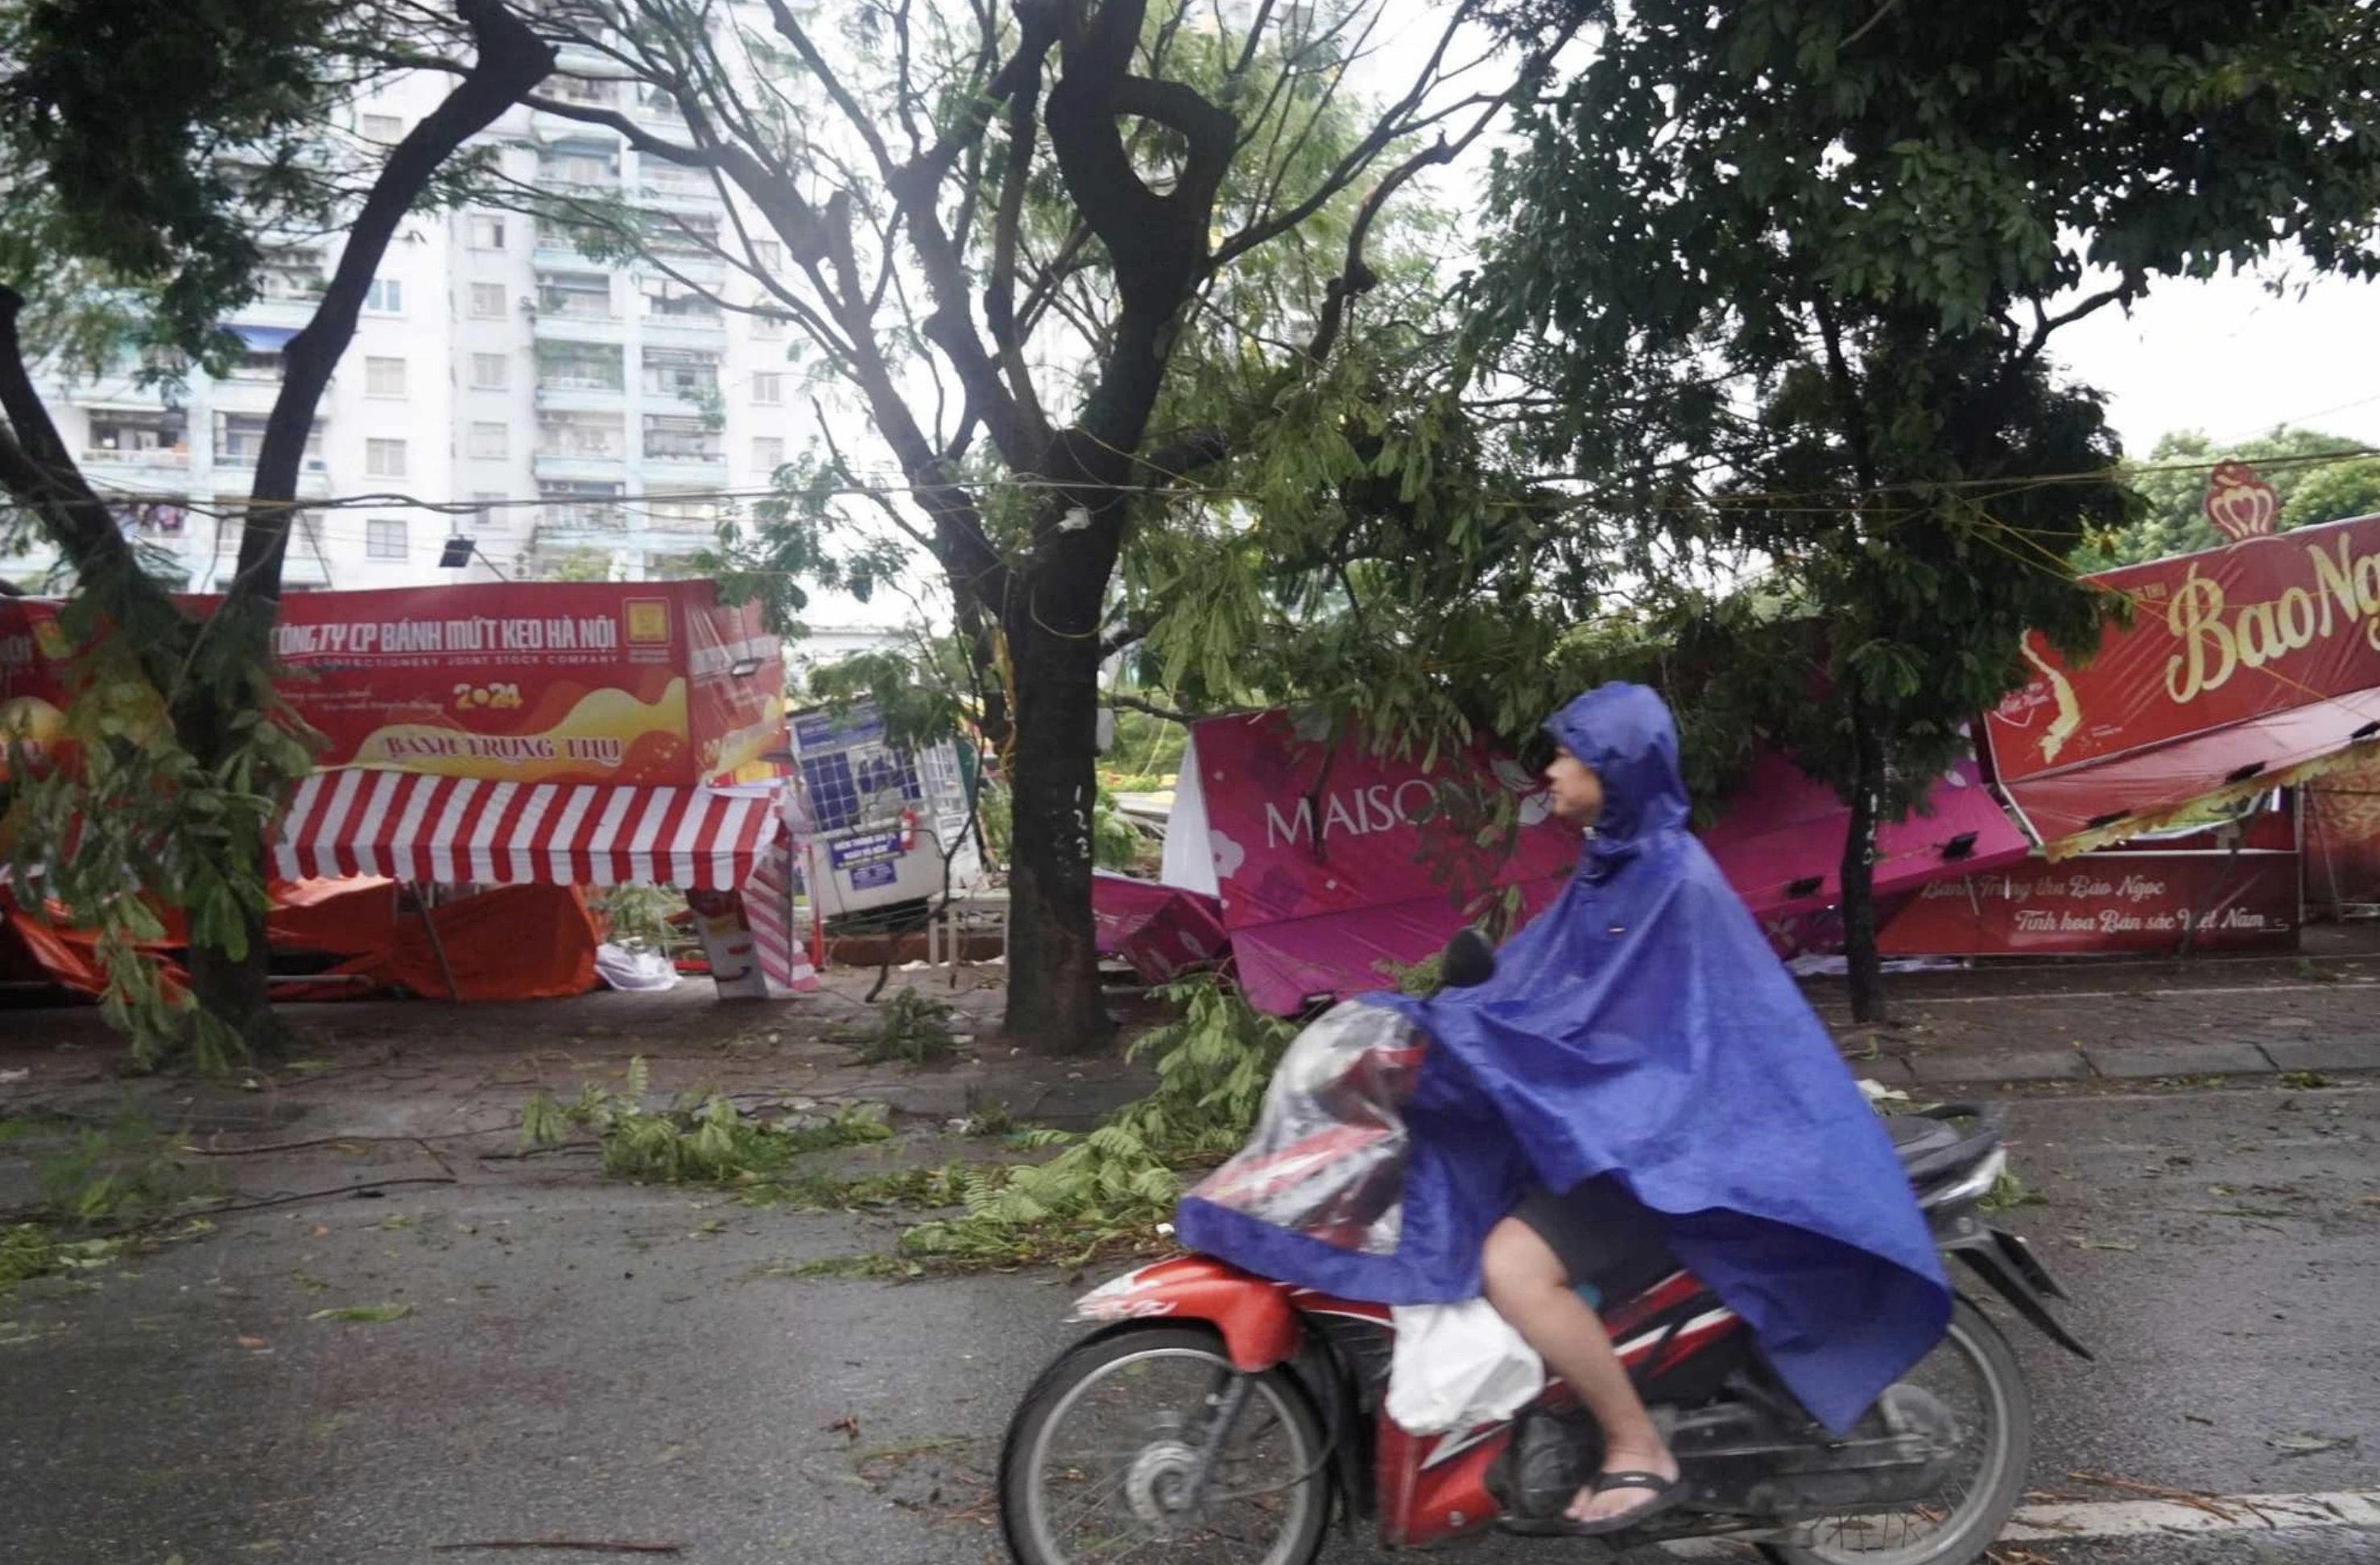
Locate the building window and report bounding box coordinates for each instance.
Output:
[750,310,786,339]
[364,278,403,314]
[469,282,507,319]
[468,422,510,460]
[751,373,783,406]
[367,518,407,560]
[365,356,407,397]
[751,238,783,270]
[362,114,403,142]
[471,353,510,390]
[752,436,784,473]
[366,437,407,477]
[472,491,510,534]
[467,214,507,250]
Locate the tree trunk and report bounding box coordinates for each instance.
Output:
[1841,701,1887,1026]
[998,609,1114,1054]
[186,913,291,1059]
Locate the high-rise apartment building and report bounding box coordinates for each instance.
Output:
[5,63,797,594]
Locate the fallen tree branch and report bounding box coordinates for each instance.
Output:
[192,1176,461,1218]
[429,1542,683,1557]
[2067,1471,2241,1523]
[177,1121,519,1156]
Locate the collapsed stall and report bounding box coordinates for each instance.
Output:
[1,581,795,1002]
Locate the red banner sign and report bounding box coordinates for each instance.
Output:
[1986,512,2380,784]
[0,582,780,787]
[1878,851,2298,956]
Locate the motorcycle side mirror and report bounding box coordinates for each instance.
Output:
[1439,927,1497,991]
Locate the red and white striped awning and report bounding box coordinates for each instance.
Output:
[271,772,783,890]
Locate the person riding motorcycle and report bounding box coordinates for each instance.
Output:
[1176,683,1952,1536]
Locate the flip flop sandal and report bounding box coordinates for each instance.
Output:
[1562,1468,1686,1537]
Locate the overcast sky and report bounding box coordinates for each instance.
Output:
[2044,268,2380,452]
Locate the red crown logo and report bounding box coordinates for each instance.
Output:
[2202,460,2279,543]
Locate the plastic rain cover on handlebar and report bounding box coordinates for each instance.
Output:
[1184,1001,1422,1257]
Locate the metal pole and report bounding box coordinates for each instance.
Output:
[413,882,464,1001]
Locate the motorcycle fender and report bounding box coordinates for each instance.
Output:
[1068,1255,1302,1371]
[1940,1220,2092,1361]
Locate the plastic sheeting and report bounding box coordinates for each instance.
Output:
[0,880,600,1001]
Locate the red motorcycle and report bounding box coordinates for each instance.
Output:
[998,939,2086,1565]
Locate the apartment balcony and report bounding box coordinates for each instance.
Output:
[531,307,626,346]
[533,381,627,413]
[532,237,605,274]
[640,313,725,349]
[213,454,333,498]
[643,450,727,483]
[638,249,725,286]
[638,171,722,211]
[227,297,317,332]
[532,449,629,484]
[534,504,630,551]
[78,446,191,492]
[207,374,286,414]
[638,380,718,413]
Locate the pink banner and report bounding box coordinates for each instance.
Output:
[1191,713,1581,934]
[1093,871,1229,983]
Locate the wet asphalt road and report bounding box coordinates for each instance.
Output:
[2,1080,2373,1565]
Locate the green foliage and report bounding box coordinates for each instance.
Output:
[831,989,962,1068]
[590,885,692,958]
[519,1057,894,1185]
[1103,705,1186,785]
[538,547,617,584]
[0,1223,125,1290]
[0,2,542,1066]
[1374,949,1445,997]
[808,644,973,755]
[0,1109,205,1290]
[899,975,1292,1266]
[1981,1170,2049,1213]
[1091,787,1144,873]
[3,599,314,1068]
[2076,428,2380,568]
[35,1112,181,1221]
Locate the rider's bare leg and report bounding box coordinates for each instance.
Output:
[1481,1216,1678,1525]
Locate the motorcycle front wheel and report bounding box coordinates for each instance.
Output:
[998,1325,1331,1565]
[1760,1300,2033,1565]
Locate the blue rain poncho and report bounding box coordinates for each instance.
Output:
[1176,683,1950,1431]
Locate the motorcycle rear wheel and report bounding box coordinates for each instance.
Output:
[1760,1300,2032,1565]
[998,1324,1331,1565]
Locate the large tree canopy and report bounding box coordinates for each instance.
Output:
[1469,0,2380,1019]
[485,0,1579,1051]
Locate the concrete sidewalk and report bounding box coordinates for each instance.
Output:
[3,948,2377,1148]
[1811,960,2380,1088]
